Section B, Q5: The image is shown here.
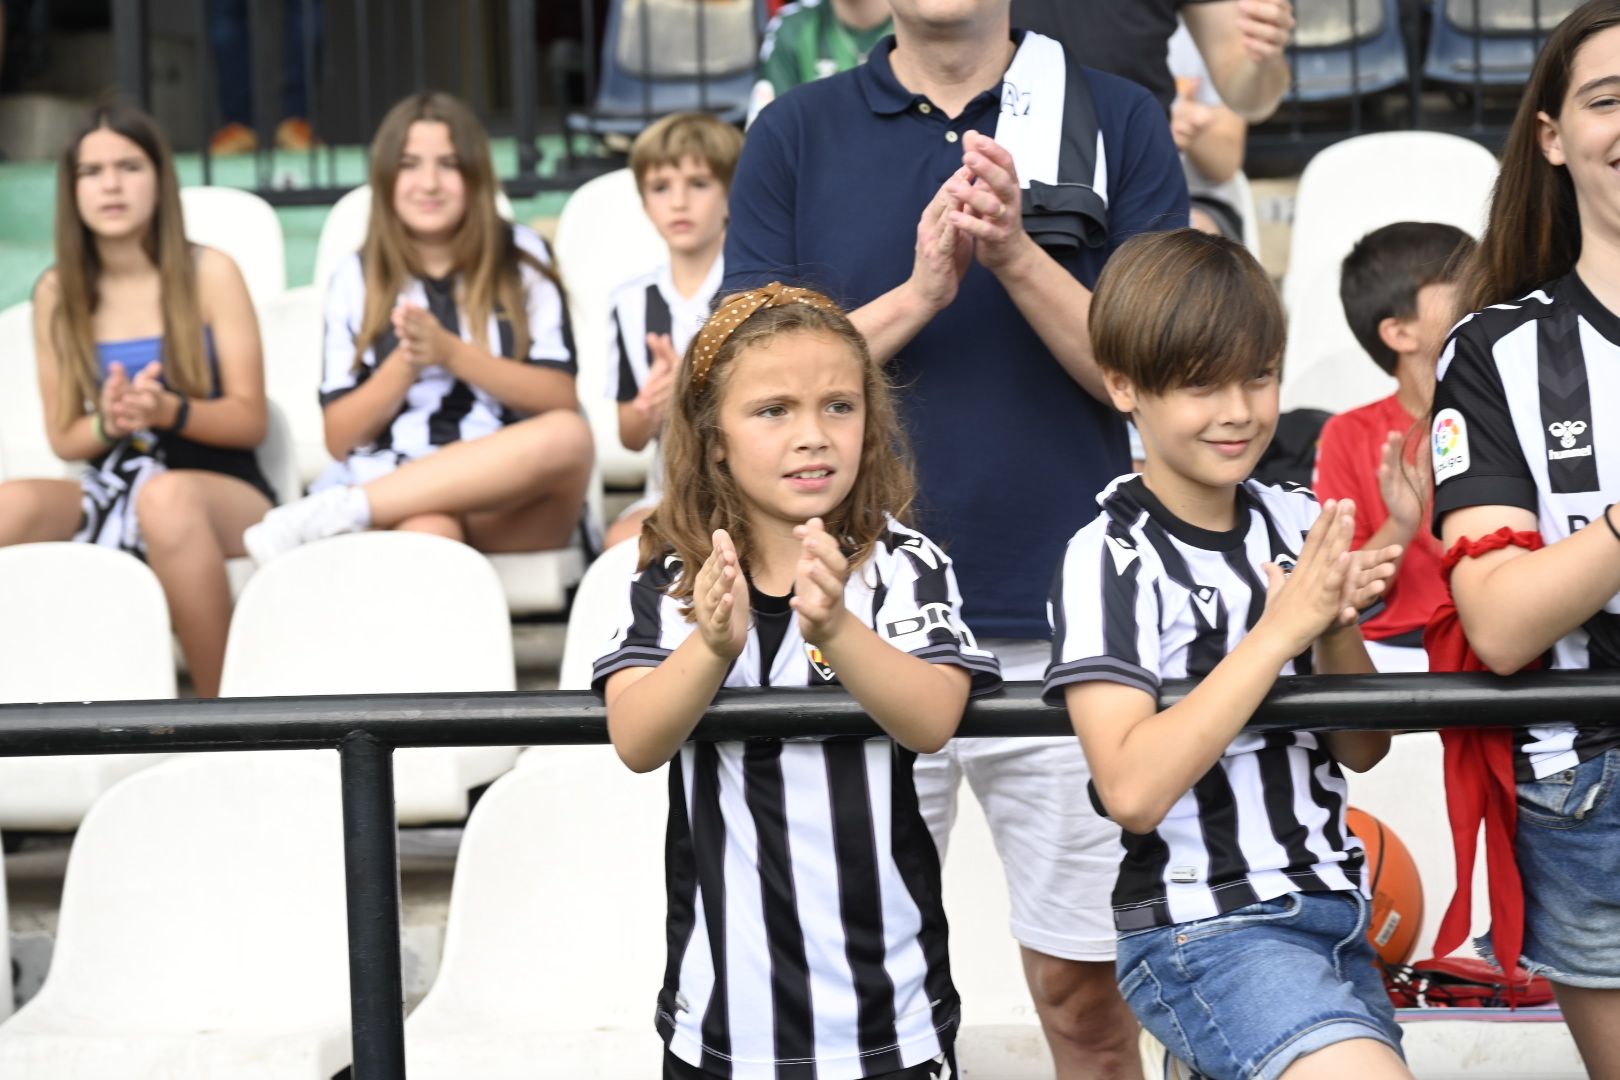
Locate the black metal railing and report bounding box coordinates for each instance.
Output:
[0,672,1612,1077]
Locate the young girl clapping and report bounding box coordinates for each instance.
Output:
[245,92,592,562]
[595,284,999,1080]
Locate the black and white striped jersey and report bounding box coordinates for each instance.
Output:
[318,224,574,467]
[605,257,724,404]
[1432,273,1620,780]
[593,519,999,1079]
[604,258,723,500]
[1043,475,1366,931]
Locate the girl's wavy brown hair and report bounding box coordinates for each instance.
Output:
[355,92,553,370]
[640,289,916,612]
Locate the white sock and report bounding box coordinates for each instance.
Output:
[344,486,373,530]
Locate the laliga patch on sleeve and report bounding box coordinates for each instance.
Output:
[1432,408,1471,484]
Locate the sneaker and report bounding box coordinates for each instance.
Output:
[209,122,258,156]
[243,486,369,565]
[276,117,317,151]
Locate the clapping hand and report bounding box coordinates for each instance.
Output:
[109,361,171,433]
[1377,430,1427,537]
[392,303,453,370]
[947,130,1028,273]
[790,517,851,643]
[634,333,678,427]
[98,360,132,438]
[694,529,750,661]
[1258,498,1359,652]
[1171,76,1215,150]
[910,167,974,314]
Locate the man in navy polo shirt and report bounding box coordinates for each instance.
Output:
[724,1,1187,1076]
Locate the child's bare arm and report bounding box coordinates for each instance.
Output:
[1065,500,1359,832]
[1314,624,1392,772]
[606,532,749,771]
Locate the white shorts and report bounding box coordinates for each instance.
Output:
[913,637,1123,962]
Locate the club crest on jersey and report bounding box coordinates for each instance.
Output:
[1272,554,1297,574]
[1548,419,1593,460]
[1432,408,1470,483]
[805,643,837,683]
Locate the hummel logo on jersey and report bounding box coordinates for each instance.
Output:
[1548,419,1593,460]
[1190,585,1221,627]
[805,643,837,682]
[1104,534,1140,575]
[896,536,941,570]
[884,602,954,642]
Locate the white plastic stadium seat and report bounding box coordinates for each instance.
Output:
[1281,132,1498,413]
[553,169,667,490]
[0,544,176,830]
[219,531,520,824]
[557,536,642,691]
[313,184,516,298]
[179,186,286,309]
[405,746,667,1077]
[0,752,351,1077]
[259,284,332,487]
[0,301,73,482]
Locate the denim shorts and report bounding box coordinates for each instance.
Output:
[1115,890,1403,1080]
[1479,747,1620,988]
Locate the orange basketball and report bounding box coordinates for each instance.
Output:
[1347,807,1424,967]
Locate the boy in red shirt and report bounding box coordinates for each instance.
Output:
[1314,222,1475,672]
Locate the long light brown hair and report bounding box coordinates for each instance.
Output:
[1457,0,1620,315]
[641,291,916,610]
[355,92,552,368]
[51,101,209,427]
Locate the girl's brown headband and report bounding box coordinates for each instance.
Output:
[690,282,843,388]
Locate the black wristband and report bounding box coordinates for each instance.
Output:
[162,393,190,435]
[1605,504,1620,546]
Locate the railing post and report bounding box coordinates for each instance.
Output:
[339,731,407,1079]
[111,0,150,108]
[509,0,540,183]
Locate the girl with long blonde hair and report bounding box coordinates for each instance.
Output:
[596,285,999,1080]
[244,92,593,562]
[0,101,273,697]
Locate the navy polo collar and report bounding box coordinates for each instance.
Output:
[857,29,1026,116]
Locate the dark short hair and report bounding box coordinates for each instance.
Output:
[1340,222,1475,375]
[1091,229,1285,396]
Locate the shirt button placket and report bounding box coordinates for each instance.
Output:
[945,130,959,143]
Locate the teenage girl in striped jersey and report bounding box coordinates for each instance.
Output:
[1431,2,1620,1071]
[1047,230,1408,1080]
[244,92,592,563]
[0,102,272,697]
[595,285,1000,1080]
